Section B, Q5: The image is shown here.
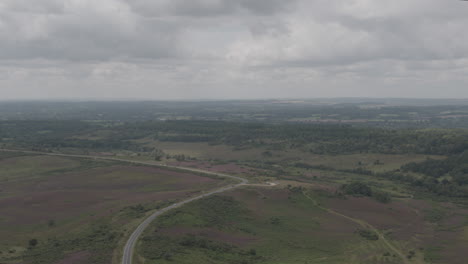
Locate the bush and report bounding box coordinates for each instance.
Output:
[357,229,379,241]
[341,182,373,197]
[28,239,38,247]
[372,191,392,203]
[270,217,281,225]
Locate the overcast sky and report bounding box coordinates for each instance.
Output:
[1,0,468,100]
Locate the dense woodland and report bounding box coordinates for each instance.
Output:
[394,152,468,196]
[2,120,467,155]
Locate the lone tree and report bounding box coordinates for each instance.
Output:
[152,148,165,161]
[28,239,38,247]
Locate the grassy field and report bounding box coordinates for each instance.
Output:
[108,140,467,264]
[136,186,410,264]
[124,140,445,177]
[0,152,228,264]
[133,139,267,161]
[296,153,445,173]
[136,184,468,264]
[1,142,466,264]
[0,154,81,184]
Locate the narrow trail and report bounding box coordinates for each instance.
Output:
[302,191,411,264]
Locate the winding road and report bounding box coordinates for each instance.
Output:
[121,180,247,264]
[3,149,410,263]
[0,149,248,264]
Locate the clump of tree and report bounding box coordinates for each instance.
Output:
[372,191,392,203]
[391,151,468,197]
[340,181,392,203]
[173,154,186,161]
[152,148,165,161]
[287,185,305,194]
[380,170,468,198]
[402,152,468,185]
[341,182,373,197]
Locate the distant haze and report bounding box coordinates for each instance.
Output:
[1,0,468,100]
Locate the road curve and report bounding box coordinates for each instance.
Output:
[0,149,248,264]
[121,181,246,264]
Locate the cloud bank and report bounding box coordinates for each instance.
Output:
[1,0,468,99]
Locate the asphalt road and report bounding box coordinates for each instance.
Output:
[121,181,246,264]
[0,149,248,264]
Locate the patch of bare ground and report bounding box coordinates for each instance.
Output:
[169,161,253,175]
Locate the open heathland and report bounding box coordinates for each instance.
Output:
[1,101,468,264]
[0,152,227,264]
[135,184,468,264]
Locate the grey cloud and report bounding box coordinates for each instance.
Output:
[0,0,297,62]
[1,0,468,99]
[2,0,65,14]
[237,0,297,15]
[0,0,182,61]
[228,1,468,69]
[126,0,296,17]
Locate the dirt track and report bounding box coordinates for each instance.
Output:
[302,191,413,264]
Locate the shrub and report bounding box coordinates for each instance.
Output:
[270,217,282,225]
[28,239,38,247]
[341,182,373,197]
[357,229,379,240]
[372,191,392,203]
